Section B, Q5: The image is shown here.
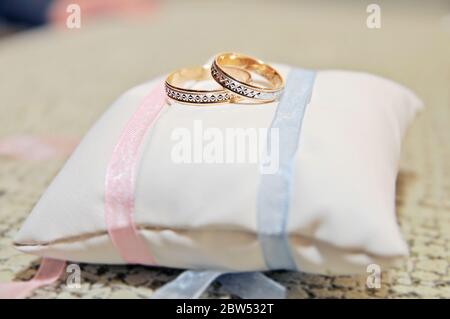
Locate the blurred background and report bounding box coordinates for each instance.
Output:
[0,0,448,136]
[0,0,449,298]
[0,0,448,135]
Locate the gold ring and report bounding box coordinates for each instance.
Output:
[211,53,284,102]
[165,66,251,105]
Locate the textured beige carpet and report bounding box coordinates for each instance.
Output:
[0,0,449,298]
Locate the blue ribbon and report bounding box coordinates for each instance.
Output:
[151,270,286,299]
[257,68,316,270]
[151,270,223,299]
[152,68,316,299]
[218,272,286,299]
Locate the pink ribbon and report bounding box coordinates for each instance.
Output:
[104,82,166,264]
[0,82,167,298]
[0,259,66,299]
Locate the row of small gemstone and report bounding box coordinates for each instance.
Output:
[211,63,263,99]
[165,86,230,103]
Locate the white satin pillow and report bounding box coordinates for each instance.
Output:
[14,64,423,275]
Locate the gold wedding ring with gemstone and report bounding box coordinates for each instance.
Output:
[165,53,284,105]
[165,66,251,105]
[211,53,284,102]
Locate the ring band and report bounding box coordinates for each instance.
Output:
[211,53,284,102]
[165,66,251,105]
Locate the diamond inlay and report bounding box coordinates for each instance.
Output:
[211,62,279,101]
[165,83,233,104]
